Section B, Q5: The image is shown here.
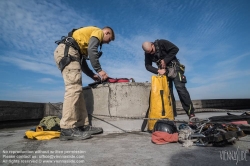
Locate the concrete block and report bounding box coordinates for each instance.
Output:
[83,82,151,117]
[83,84,110,116]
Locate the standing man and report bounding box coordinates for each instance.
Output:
[142,39,195,119]
[54,26,115,141]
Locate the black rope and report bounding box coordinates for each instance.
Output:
[90,115,128,133]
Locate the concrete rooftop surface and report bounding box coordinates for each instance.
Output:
[1,112,250,166]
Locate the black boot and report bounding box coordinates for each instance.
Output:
[79,125,103,135]
[60,127,91,141]
[189,113,195,119]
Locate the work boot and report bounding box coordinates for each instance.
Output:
[188,114,196,126]
[60,128,91,141]
[79,125,103,135]
[189,114,195,119]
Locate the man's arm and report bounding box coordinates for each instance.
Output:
[88,37,108,80]
[81,59,96,78]
[88,37,102,73]
[145,53,158,74]
[160,40,179,64]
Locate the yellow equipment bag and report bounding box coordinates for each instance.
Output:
[148,75,174,131]
[25,125,60,140]
[25,130,60,140]
[24,116,61,140]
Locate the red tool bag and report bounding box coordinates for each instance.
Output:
[107,77,135,83]
[88,77,135,87]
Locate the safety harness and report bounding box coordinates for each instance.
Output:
[55,28,102,72]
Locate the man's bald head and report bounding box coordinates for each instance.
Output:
[142,41,154,54]
[142,42,152,51]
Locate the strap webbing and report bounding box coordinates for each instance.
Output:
[64,44,70,58]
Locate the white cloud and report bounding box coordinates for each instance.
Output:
[38,78,56,84]
[190,69,250,85]
[0,56,60,77]
[189,79,250,100]
[215,52,250,68]
[0,0,96,62]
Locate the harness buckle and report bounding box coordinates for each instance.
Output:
[169,61,176,68]
[65,37,73,44]
[65,37,75,47]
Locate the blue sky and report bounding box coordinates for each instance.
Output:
[0,0,250,103]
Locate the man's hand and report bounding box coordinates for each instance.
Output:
[158,69,166,75]
[98,70,108,81]
[92,74,101,81]
[160,59,166,69]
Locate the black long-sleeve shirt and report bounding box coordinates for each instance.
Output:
[145,39,179,74]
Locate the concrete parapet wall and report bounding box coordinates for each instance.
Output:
[176,99,250,110]
[83,83,250,116]
[194,99,250,109]
[1,83,249,122]
[0,101,45,121]
[44,102,62,117]
[0,82,250,130]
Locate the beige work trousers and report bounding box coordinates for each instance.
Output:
[54,44,88,129]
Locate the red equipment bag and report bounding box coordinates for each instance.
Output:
[88,77,135,87]
[107,77,135,83]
